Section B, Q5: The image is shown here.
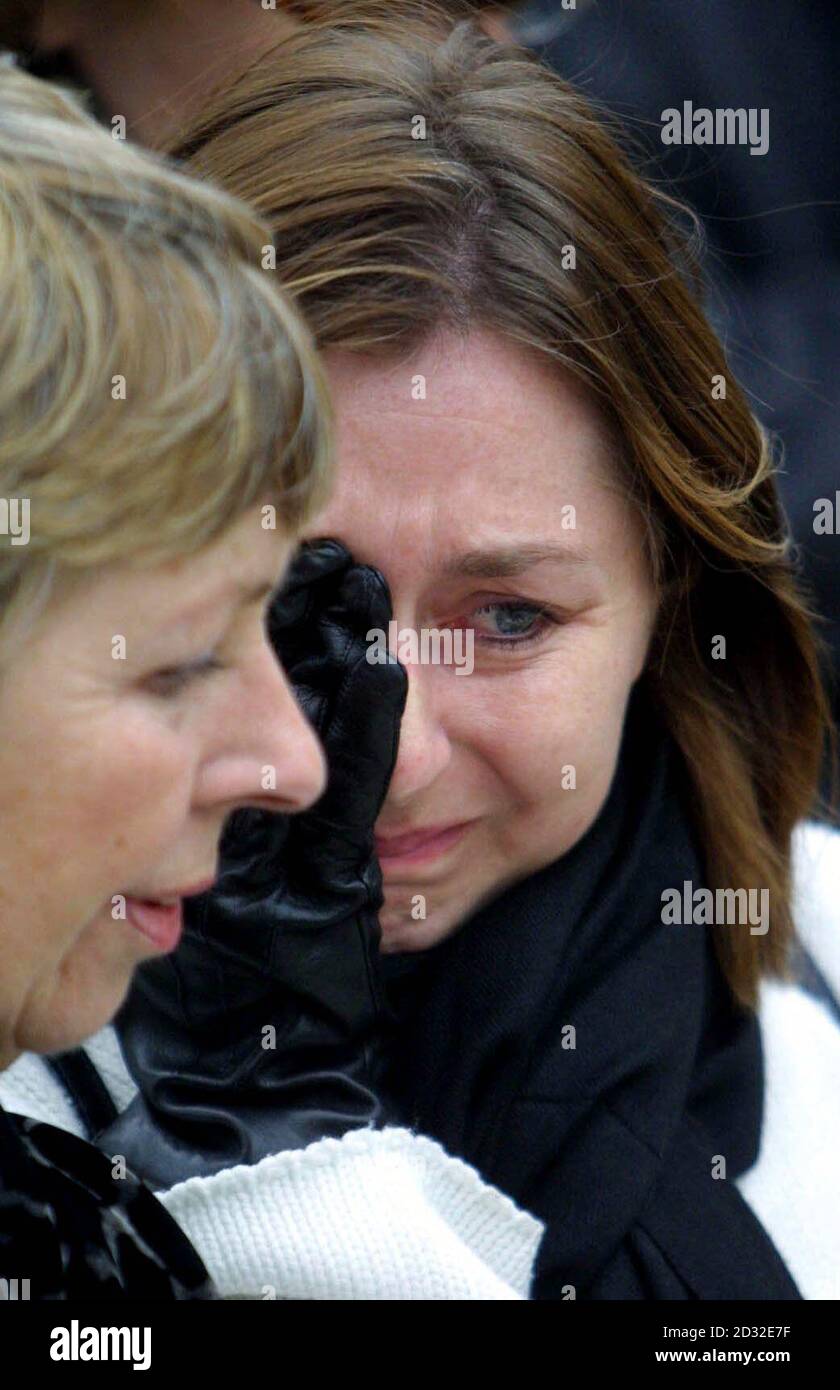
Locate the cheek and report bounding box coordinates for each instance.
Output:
[12,905,140,1058]
[71,711,195,871]
[454,644,634,849]
[5,703,195,905]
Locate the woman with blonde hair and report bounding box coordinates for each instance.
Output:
[5,6,840,1300]
[0,55,336,1297]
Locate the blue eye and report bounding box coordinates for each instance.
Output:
[144,656,225,698]
[472,601,554,646]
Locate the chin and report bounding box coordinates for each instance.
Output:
[27,989,127,1057]
[379,861,539,954]
[25,948,136,1058]
[379,900,461,953]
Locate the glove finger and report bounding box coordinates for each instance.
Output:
[293,575,407,866]
[292,560,399,705]
[277,536,353,606]
[268,537,353,639]
[329,559,398,644]
[304,647,405,843]
[281,559,398,736]
[268,538,359,736]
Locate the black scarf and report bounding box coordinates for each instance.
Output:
[0,1105,213,1299]
[381,680,801,1300]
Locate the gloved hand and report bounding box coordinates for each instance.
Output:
[97,539,408,1190]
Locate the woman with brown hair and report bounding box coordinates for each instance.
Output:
[5,4,839,1300]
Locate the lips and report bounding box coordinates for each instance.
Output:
[374,821,474,867]
[124,896,184,953]
[120,876,214,951]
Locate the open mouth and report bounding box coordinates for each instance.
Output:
[123,897,184,953]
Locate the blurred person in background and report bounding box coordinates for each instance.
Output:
[0,0,516,143]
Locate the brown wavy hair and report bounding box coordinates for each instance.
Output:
[171,2,837,1008]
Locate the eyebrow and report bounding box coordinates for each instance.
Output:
[441,544,597,579]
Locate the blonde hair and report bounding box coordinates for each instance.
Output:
[0,61,333,654]
[174,5,836,1007]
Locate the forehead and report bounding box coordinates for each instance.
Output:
[44,504,294,637]
[313,329,629,570]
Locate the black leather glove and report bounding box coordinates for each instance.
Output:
[97,539,408,1189]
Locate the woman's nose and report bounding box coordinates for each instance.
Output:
[199,642,327,816]
[385,661,452,807]
[255,658,328,812]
